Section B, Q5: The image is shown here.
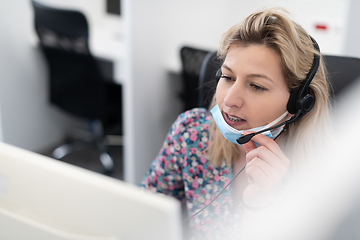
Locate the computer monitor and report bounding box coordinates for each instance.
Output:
[0,142,182,240]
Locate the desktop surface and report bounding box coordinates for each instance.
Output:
[0,143,182,240]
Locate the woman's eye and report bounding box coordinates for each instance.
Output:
[250,83,267,91]
[220,75,233,81]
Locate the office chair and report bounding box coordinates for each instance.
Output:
[198,51,222,109]
[180,46,212,111]
[323,55,360,99]
[32,1,123,174]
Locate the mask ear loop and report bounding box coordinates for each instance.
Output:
[272,112,293,141]
[274,108,303,141]
[273,123,288,141]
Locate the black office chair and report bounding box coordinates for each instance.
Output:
[323,55,360,99]
[180,46,212,111]
[198,51,222,109]
[32,1,122,174]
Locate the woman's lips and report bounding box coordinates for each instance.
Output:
[223,112,246,127]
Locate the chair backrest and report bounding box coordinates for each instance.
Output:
[180,46,211,111]
[32,1,110,121]
[323,55,360,99]
[32,0,89,54]
[198,51,222,109]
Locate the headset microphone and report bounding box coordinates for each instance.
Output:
[236,110,302,144]
[234,36,321,144]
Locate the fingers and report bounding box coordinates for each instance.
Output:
[245,157,286,188]
[242,130,288,166]
[248,132,287,160]
[242,130,290,193]
[246,145,289,169]
[242,138,256,156]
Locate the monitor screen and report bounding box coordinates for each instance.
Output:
[0,143,182,240]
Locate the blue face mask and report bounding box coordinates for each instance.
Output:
[210,104,288,146]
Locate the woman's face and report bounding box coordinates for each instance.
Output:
[216,44,291,131]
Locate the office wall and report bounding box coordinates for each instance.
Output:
[160,0,352,71]
[344,0,360,58]
[0,0,82,152]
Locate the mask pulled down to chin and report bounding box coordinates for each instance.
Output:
[210,104,288,146]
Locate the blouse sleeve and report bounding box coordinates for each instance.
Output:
[139,111,189,201]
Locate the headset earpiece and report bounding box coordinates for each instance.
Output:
[300,93,314,113]
[287,86,315,115]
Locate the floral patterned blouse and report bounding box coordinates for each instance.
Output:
[139,108,243,240]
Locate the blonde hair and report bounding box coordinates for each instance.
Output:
[207,7,333,172]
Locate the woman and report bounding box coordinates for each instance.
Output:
[140,7,332,240]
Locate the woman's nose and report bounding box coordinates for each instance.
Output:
[223,82,244,108]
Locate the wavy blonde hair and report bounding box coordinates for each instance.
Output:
[207,7,333,172]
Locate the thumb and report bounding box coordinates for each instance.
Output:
[242,131,256,156]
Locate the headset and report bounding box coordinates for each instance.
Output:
[215,36,320,144]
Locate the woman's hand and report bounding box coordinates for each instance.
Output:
[241,130,290,208]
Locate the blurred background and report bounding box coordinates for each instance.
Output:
[0,0,359,187]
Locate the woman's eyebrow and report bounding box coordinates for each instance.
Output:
[221,64,233,73]
[221,64,274,83]
[248,74,274,83]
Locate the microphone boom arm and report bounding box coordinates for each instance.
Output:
[236,110,302,144]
